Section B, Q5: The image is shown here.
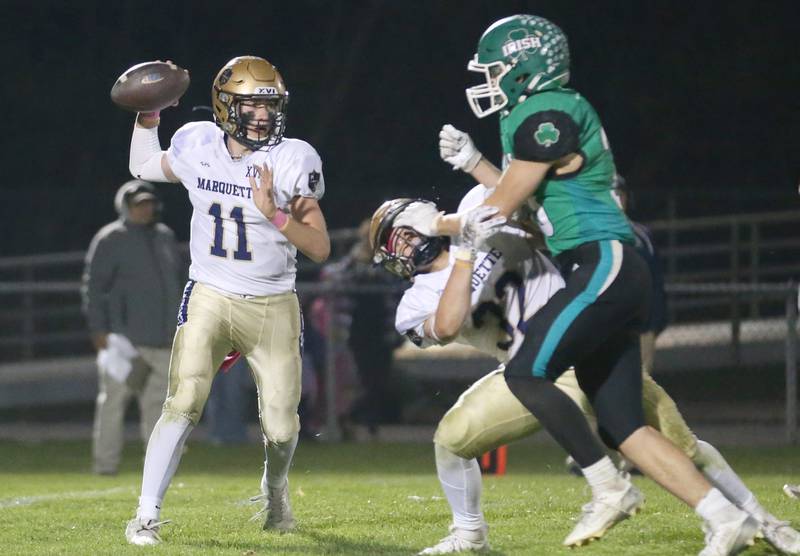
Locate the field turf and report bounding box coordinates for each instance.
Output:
[0,439,798,555]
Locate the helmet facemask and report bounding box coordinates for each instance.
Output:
[216,92,288,151]
[370,199,448,280]
[466,57,514,118]
[374,227,447,280]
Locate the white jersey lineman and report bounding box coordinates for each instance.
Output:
[167,121,324,295]
[395,184,564,362]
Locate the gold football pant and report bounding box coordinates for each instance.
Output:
[164,282,302,443]
[640,331,657,376]
[434,366,696,460]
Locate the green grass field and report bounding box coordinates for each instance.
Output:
[0,439,798,555]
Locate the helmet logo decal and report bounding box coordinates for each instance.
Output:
[254,86,278,94]
[218,68,232,85]
[534,122,560,147]
[502,29,542,61]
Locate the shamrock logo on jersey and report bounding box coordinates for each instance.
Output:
[534,122,560,147]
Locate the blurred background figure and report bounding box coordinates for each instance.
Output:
[612,174,668,375]
[308,285,360,440]
[81,180,185,475]
[310,219,404,439]
[205,356,252,445]
[299,299,324,440]
[345,219,405,436]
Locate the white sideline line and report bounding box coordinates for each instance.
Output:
[0,486,133,509]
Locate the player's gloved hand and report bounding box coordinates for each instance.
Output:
[394,201,444,237]
[455,205,506,260]
[439,124,483,172]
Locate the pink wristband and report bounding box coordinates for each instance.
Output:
[270,210,289,230]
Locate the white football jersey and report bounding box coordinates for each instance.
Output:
[395,184,565,362]
[167,122,324,296]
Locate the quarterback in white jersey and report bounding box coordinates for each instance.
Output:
[167,121,324,295]
[124,56,329,546]
[372,185,800,555]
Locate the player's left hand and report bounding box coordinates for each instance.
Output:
[248,163,278,219]
[439,124,482,172]
[460,205,506,249]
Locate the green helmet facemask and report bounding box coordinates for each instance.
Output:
[466,14,571,118]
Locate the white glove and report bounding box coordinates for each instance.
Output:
[393,201,443,237]
[455,205,507,259]
[439,124,482,172]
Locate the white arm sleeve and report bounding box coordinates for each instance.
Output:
[129,123,168,182]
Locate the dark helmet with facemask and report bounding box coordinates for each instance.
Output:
[369,198,449,280]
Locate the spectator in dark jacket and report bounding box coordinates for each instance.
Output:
[81,180,186,474]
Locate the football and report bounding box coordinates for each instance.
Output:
[110,61,190,113]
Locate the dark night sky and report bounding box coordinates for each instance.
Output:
[1,0,798,255]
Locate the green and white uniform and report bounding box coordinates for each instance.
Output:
[499,88,633,255]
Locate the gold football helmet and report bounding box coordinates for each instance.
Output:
[211,56,289,151]
[369,198,448,280]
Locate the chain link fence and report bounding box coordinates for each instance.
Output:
[0,229,797,444]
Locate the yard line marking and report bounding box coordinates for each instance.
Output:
[0,486,133,509]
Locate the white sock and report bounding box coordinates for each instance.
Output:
[582,456,626,497]
[692,439,766,520]
[695,487,743,525]
[261,434,298,492]
[434,443,484,532]
[137,413,193,521]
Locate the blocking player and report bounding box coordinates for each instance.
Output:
[123,56,330,545]
[403,15,759,555]
[374,187,800,555]
[373,190,637,552]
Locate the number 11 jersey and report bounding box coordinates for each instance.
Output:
[167,121,325,296]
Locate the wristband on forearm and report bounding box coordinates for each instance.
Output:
[453,246,476,263]
[137,111,161,124]
[270,210,289,231]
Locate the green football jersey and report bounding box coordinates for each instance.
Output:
[499,87,633,256]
